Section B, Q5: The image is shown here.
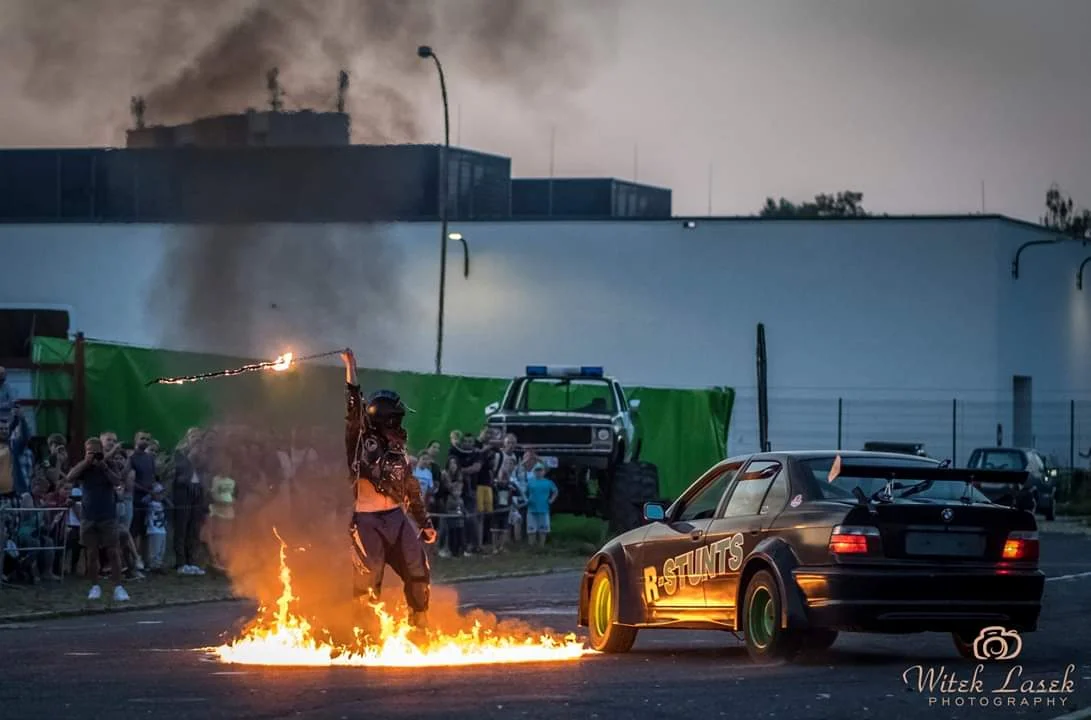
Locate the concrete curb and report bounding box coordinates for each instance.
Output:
[441,565,584,585]
[0,592,244,624]
[0,566,585,624]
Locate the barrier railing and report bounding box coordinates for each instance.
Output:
[0,505,69,587]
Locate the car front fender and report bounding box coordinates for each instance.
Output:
[577,543,645,627]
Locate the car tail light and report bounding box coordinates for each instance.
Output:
[829,525,880,555]
[1002,530,1039,562]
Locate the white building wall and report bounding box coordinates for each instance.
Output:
[0,217,1087,461]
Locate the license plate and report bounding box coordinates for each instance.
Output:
[904,531,986,557]
[540,456,559,468]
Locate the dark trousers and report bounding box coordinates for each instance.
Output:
[447,521,465,557]
[173,503,203,567]
[349,508,430,612]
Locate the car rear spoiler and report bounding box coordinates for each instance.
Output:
[834,464,1029,486]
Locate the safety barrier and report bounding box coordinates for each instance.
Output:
[0,505,69,587]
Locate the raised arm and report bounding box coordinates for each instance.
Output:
[342,349,362,472]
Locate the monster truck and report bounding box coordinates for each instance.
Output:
[484,366,660,534]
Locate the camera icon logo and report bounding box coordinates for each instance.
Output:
[972,626,1022,661]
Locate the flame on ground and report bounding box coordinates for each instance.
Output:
[212,529,591,667]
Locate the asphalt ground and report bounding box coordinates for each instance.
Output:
[1,533,1090,720]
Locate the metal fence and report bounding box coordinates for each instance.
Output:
[0,506,68,587]
[729,396,1091,469]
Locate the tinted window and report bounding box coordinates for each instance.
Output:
[759,472,789,515]
[677,465,738,522]
[969,450,1027,470]
[799,456,991,503]
[722,461,780,518]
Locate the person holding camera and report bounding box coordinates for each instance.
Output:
[66,437,130,602]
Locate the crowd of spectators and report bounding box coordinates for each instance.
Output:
[0,407,562,599]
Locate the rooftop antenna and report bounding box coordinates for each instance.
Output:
[336,69,349,113]
[130,96,146,129]
[267,67,284,112]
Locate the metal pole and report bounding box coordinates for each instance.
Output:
[1070,399,1075,470]
[951,398,958,464]
[837,397,843,449]
[423,50,450,375]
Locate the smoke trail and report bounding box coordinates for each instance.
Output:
[0,0,619,145]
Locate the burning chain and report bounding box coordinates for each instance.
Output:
[145,348,348,387]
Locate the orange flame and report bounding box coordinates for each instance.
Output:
[271,352,293,372]
[212,529,591,667]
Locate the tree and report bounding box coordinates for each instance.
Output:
[1042,184,1090,240]
[759,190,869,218]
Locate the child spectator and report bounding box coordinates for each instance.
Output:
[61,484,82,576]
[413,451,435,505]
[492,457,522,553]
[444,477,466,558]
[143,483,170,572]
[525,463,559,546]
[208,459,236,572]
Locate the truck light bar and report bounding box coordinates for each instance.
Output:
[525,365,604,378]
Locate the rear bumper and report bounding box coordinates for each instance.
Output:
[792,566,1045,632]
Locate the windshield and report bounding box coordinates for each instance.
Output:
[513,378,617,413]
[968,449,1028,470]
[799,456,993,504]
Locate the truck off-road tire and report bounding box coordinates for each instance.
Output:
[607,461,660,534]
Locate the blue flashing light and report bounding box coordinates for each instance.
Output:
[524,365,606,378]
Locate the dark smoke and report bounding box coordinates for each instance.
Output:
[0,0,619,145]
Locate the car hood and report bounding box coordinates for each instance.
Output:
[490,412,614,424]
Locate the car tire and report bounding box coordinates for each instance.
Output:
[743,570,802,664]
[587,564,637,654]
[607,461,660,534]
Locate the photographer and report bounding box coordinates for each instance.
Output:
[66,437,130,602]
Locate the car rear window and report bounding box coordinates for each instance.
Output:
[798,456,991,503]
[969,450,1028,471]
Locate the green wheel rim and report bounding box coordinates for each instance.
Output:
[748,587,776,648]
[592,574,613,637]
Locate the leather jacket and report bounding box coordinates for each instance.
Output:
[345,383,431,529]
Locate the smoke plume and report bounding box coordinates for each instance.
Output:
[0,0,619,145]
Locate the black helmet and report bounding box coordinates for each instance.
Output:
[365,389,413,432]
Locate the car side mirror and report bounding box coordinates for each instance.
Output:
[484,402,499,416]
[642,502,665,522]
[629,399,641,412]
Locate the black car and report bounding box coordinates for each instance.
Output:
[965,447,1057,521]
[577,451,1045,664]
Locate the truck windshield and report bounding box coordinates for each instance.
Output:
[515,378,616,413]
[798,456,993,504]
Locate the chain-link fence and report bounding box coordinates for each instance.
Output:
[729,396,1091,469]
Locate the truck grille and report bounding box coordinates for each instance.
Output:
[507,425,592,445]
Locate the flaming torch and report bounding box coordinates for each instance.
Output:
[145,349,343,387]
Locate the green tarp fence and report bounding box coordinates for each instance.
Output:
[30,337,733,499]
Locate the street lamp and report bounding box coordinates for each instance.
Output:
[418,44,451,374]
[448,232,470,277]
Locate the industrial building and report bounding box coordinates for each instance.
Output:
[0,110,1086,465]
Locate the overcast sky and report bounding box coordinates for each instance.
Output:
[452,0,1091,221]
[3,0,1089,222]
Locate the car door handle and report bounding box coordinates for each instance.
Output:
[690,530,703,541]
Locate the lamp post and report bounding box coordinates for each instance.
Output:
[418,45,451,375]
